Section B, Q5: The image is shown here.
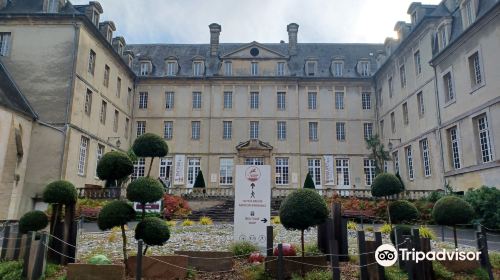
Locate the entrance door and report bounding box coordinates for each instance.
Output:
[187,158,201,189]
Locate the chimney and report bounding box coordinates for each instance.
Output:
[287,23,299,55]
[209,23,221,57]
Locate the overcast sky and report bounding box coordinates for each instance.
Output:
[71,0,442,44]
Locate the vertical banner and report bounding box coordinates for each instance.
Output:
[234,165,271,254]
[173,155,185,185]
[324,155,335,185]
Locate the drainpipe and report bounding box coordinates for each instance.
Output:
[431,64,446,189]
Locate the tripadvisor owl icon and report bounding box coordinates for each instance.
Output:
[375,244,398,267]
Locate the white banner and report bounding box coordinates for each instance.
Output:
[234,165,271,254]
[133,201,162,213]
[173,155,185,185]
[324,155,335,185]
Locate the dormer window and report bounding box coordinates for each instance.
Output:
[332,60,343,77]
[106,28,112,42]
[438,26,448,50]
[140,61,151,76]
[117,42,124,56]
[47,0,60,13]
[461,0,477,28]
[306,61,317,76]
[166,61,177,76]
[128,56,133,67]
[411,11,417,26]
[92,10,99,26]
[277,62,285,76]
[224,61,232,76]
[251,62,259,76]
[358,61,370,77]
[193,61,204,76]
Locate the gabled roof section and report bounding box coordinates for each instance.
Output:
[220,41,288,59]
[236,139,274,151]
[0,61,37,119]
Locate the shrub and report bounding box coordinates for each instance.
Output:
[97,201,135,231]
[132,133,168,158]
[271,216,281,225]
[432,196,474,226]
[473,268,489,280]
[43,180,77,205]
[0,261,23,280]
[134,217,171,246]
[96,151,134,181]
[293,269,332,280]
[379,223,392,235]
[426,190,445,203]
[163,194,191,219]
[464,186,500,229]
[365,226,374,232]
[87,255,112,265]
[127,177,164,219]
[432,261,454,280]
[230,241,259,257]
[395,172,405,190]
[199,216,213,225]
[303,243,321,256]
[165,220,177,227]
[390,225,412,245]
[182,219,194,226]
[418,225,436,240]
[242,264,271,280]
[303,173,316,189]
[389,200,419,224]
[18,211,49,233]
[371,173,403,198]
[193,171,206,189]
[490,252,500,270]
[347,220,358,231]
[413,200,434,223]
[385,266,408,280]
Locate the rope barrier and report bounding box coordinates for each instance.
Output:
[42,242,78,261]
[47,233,78,248]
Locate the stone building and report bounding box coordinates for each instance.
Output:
[0,0,498,218]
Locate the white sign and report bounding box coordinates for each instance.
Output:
[234,165,271,254]
[324,155,335,185]
[173,155,185,185]
[210,173,217,183]
[133,200,162,213]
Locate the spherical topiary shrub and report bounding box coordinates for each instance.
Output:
[18,211,49,234]
[390,224,412,245]
[134,217,171,246]
[97,201,136,231]
[371,173,404,198]
[389,200,420,224]
[127,177,164,219]
[42,180,77,205]
[132,133,168,158]
[432,196,474,226]
[96,151,134,181]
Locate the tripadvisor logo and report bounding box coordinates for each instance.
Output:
[375,244,481,267]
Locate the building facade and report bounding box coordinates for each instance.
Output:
[0,0,498,218]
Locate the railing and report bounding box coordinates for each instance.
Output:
[77,187,122,199]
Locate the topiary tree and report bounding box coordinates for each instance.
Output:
[389,200,419,224]
[193,170,206,189]
[279,189,328,257]
[96,151,134,188]
[19,211,49,234]
[135,217,171,249]
[43,180,78,205]
[132,133,168,177]
[432,196,475,248]
[97,201,136,263]
[127,177,164,220]
[303,173,316,189]
[371,173,404,227]
[465,186,500,230]
[395,172,405,190]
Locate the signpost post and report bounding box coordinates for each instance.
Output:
[234,165,271,254]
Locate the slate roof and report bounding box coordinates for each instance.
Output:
[0,61,37,118]
[0,0,80,14]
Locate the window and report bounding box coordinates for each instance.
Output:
[166,61,177,76]
[309,122,318,141]
[388,76,394,98]
[251,62,259,76]
[462,0,476,28]
[411,11,417,25]
[414,50,421,75]
[364,159,375,186]
[91,10,99,26]
[192,92,202,109]
[308,159,321,186]
[77,136,89,176]
[417,92,425,116]
[333,61,343,77]
[360,61,370,77]
[363,123,373,140]
[84,89,92,115]
[277,92,286,110]
[380,120,385,140]
[420,138,431,177]
[223,92,232,109]
[116,77,121,97]
[191,121,201,140]
[400,64,407,88]
[308,92,317,110]
[138,92,148,109]
[132,158,145,180]
[125,118,129,138]
[393,151,400,174]
[103,65,110,87]
[140,62,150,76]
[438,26,448,50]
[335,92,344,110]
[250,92,259,109]
[95,144,105,177]
[391,112,396,133]
[113,110,119,132]
[193,61,203,76]
[277,62,285,76]
[127,88,132,109]
[159,158,173,181]
[164,121,173,140]
[406,146,414,180]
[277,121,287,140]
[275,158,289,185]
[223,121,232,140]
[165,92,175,109]
[187,158,201,186]
[224,61,232,76]
[362,92,371,110]
[468,51,483,87]
[219,158,234,185]
[0,32,11,56]
[245,158,264,165]
[306,61,316,76]
[402,102,409,125]
[336,159,350,186]
[443,72,454,103]
[100,101,107,124]
[476,115,493,163]
[336,122,345,141]
[448,126,461,169]
[249,121,259,139]
[136,121,146,136]
[88,50,96,75]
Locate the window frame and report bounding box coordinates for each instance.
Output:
[191,121,201,140]
[335,91,345,110]
[219,158,234,186]
[138,92,148,109]
[165,91,175,110]
[308,122,318,141]
[308,92,317,110]
[414,50,422,75]
[335,158,350,186]
[336,122,345,141]
[275,157,289,185]
[277,121,287,141]
[192,91,202,109]
[223,91,233,109]
[363,159,376,186]
[251,62,259,76]
[136,121,146,136]
[277,62,285,76]
[224,61,232,76]
[277,92,286,111]
[420,138,432,177]
[99,100,107,124]
[417,91,425,117]
[84,89,93,115]
[223,121,232,140]
[164,121,173,140]
[0,32,11,56]
[405,146,414,180]
[250,92,259,109]
[88,50,96,75]
[363,123,373,140]
[448,126,462,169]
[249,121,259,139]
[308,158,322,187]
[77,136,90,176]
[362,92,371,110]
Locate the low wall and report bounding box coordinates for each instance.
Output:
[67,264,125,280]
[127,255,188,279]
[265,256,328,278]
[174,251,233,272]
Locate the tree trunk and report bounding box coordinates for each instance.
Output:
[301,229,305,258]
[147,157,154,177]
[121,224,128,269]
[386,197,392,230]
